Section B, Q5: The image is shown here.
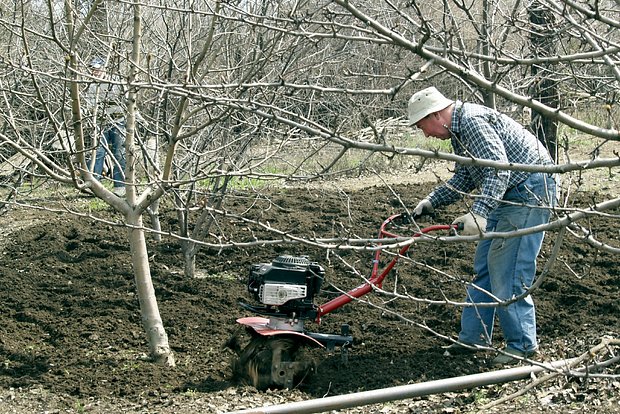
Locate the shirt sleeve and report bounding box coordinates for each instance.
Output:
[427,164,476,209]
[84,83,98,110]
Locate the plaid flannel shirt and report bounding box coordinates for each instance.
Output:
[427,101,553,217]
[85,75,126,122]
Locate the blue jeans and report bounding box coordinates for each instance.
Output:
[458,173,556,353]
[93,122,126,188]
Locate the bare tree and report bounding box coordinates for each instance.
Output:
[0,0,618,370]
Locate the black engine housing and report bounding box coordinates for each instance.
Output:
[246,255,324,319]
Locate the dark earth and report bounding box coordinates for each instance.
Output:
[0,180,618,413]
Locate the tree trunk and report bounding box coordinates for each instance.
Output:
[183,245,197,279]
[147,200,162,242]
[528,0,559,161]
[144,136,162,241]
[480,0,496,110]
[127,212,175,366]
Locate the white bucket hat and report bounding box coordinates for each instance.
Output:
[89,57,106,70]
[407,87,454,125]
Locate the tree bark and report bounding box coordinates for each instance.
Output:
[183,246,197,279]
[528,0,559,161]
[127,212,175,366]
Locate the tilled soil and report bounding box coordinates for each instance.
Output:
[0,181,619,413]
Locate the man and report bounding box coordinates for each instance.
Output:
[85,57,126,197]
[408,87,556,365]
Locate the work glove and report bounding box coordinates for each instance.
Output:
[413,198,434,218]
[452,212,487,236]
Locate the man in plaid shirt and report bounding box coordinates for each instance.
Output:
[408,87,556,365]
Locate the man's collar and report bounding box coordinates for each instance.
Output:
[450,100,463,134]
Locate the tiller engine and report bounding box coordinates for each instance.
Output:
[225,214,458,390]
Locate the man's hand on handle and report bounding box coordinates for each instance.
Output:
[413,198,434,218]
[452,212,487,236]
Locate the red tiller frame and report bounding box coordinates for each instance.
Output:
[316,214,456,321]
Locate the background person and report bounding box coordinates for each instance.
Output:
[408,87,556,365]
[84,57,126,197]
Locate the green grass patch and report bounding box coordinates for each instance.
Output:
[85,197,109,211]
[402,131,453,152]
[195,270,237,280]
[226,176,269,190]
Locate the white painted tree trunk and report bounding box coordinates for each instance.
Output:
[127,212,175,366]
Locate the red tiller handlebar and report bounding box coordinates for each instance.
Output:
[316,214,457,321]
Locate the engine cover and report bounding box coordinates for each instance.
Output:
[246,255,324,319]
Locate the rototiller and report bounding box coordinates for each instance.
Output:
[225,213,460,390]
